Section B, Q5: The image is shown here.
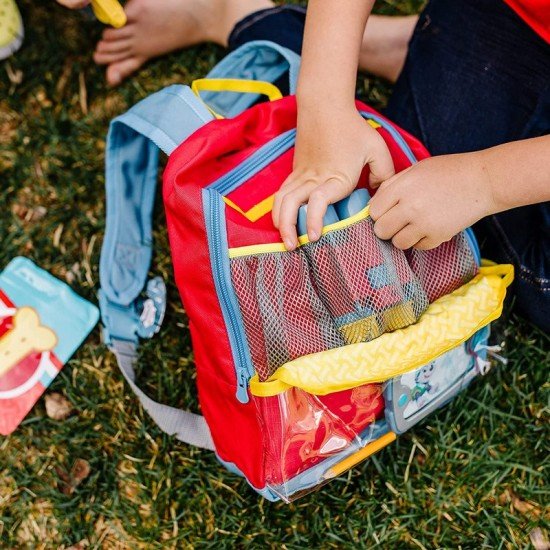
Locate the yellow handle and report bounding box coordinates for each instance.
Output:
[479,263,515,288]
[91,0,127,28]
[191,79,283,119]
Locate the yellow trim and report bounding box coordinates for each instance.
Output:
[367,119,382,129]
[228,205,371,258]
[249,264,514,397]
[191,79,283,119]
[324,432,397,479]
[223,195,275,223]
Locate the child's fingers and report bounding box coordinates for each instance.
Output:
[366,133,396,187]
[272,174,302,229]
[372,203,409,241]
[278,182,316,251]
[305,191,327,241]
[369,180,400,221]
[306,177,352,240]
[414,236,441,251]
[390,224,425,250]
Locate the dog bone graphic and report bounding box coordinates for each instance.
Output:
[0,307,57,378]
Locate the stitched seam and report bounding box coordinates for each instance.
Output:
[490,216,550,287]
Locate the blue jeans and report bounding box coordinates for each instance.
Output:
[228,0,550,332]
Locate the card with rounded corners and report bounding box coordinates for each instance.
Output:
[0,257,99,435]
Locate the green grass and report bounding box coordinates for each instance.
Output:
[1,1,549,548]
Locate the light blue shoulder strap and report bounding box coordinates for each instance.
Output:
[99,84,216,450]
[100,85,213,314]
[203,40,301,117]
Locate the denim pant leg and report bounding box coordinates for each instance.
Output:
[385,0,550,332]
[228,6,306,95]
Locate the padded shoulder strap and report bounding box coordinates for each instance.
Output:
[203,40,301,117]
[100,85,213,309]
[99,85,215,451]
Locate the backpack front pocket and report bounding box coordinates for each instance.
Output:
[229,208,431,380]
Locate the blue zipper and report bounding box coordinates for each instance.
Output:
[360,112,418,165]
[464,227,481,267]
[202,130,297,404]
[210,129,296,195]
[203,189,254,403]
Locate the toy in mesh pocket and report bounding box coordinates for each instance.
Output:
[229,210,476,383]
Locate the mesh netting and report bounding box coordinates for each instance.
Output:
[405,232,478,302]
[231,217,480,382]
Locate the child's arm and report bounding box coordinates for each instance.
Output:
[272,0,395,250]
[369,135,550,250]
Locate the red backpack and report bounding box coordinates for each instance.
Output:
[99,43,513,502]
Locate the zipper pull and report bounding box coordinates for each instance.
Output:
[475,356,492,376]
[473,343,507,375]
[236,370,250,404]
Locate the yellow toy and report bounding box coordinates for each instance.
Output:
[0,307,57,378]
[91,0,127,28]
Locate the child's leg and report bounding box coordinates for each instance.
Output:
[229,6,415,83]
[94,0,415,86]
[93,0,273,86]
[385,0,550,331]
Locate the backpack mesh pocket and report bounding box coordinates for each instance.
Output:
[230,216,433,381]
[406,233,478,302]
[303,218,429,344]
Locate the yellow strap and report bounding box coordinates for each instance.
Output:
[91,0,127,28]
[249,264,514,397]
[191,79,283,119]
[223,195,275,223]
[323,432,397,480]
[479,262,514,287]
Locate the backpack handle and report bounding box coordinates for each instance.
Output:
[191,78,283,118]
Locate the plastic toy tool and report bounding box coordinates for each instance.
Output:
[297,189,370,236]
[91,0,127,28]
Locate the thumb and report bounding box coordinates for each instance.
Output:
[366,133,395,188]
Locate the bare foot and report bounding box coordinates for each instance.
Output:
[359,15,418,83]
[93,0,274,86]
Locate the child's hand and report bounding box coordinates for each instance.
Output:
[272,106,395,250]
[369,153,495,250]
[56,0,90,8]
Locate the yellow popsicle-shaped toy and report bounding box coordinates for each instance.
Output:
[91,0,127,28]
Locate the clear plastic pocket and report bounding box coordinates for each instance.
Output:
[255,383,385,502]
[229,215,431,381]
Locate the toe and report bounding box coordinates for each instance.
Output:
[95,38,132,54]
[101,26,133,42]
[106,56,144,86]
[93,49,131,65]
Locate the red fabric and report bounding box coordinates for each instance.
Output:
[504,0,550,42]
[163,96,429,489]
